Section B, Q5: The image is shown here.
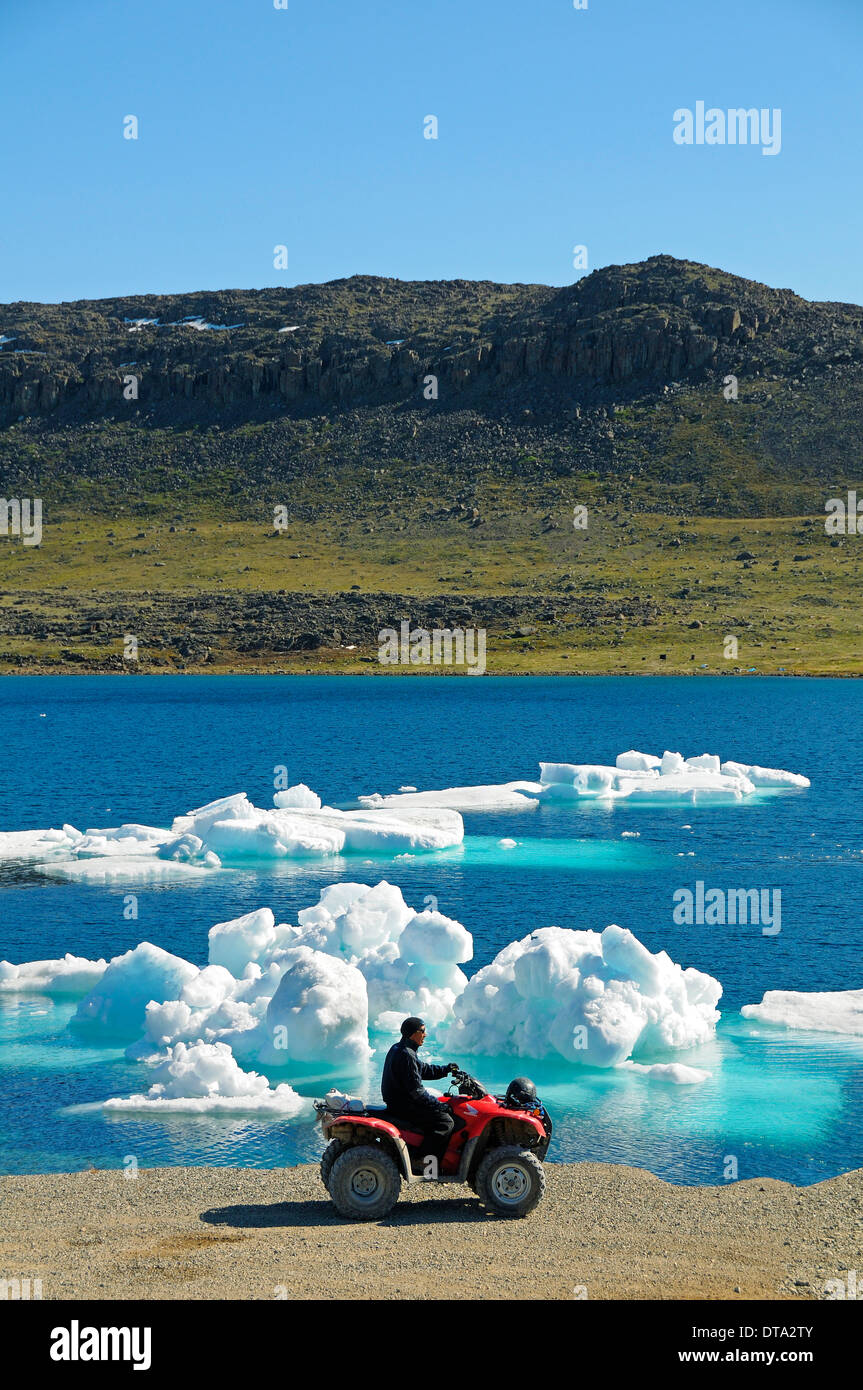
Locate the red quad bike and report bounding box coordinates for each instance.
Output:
[314,1067,552,1220]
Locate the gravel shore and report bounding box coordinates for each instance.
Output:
[1,1162,860,1301]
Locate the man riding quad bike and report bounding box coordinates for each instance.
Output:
[315,1016,552,1220]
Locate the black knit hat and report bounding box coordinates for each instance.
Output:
[400,1016,425,1037]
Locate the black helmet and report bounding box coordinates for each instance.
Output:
[505,1076,537,1109]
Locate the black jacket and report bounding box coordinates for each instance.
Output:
[381,1037,449,1112]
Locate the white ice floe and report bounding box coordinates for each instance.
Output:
[102,1041,307,1114]
[0,953,107,995]
[0,786,463,877]
[720,761,811,789]
[447,924,721,1067]
[536,748,808,803]
[621,1060,712,1084]
[37,857,216,883]
[741,989,863,1036]
[0,754,804,880]
[173,792,463,858]
[358,782,542,812]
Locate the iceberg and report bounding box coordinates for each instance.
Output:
[448,924,721,1067]
[262,948,372,1068]
[73,943,199,1038]
[741,989,863,1036]
[4,882,726,1109]
[102,1041,307,1114]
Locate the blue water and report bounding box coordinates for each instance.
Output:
[1,675,861,1184]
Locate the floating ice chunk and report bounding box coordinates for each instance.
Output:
[624,771,753,803]
[296,880,413,960]
[102,1041,306,1114]
[721,761,810,789]
[157,832,204,862]
[208,810,346,858]
[208,908,280,977]
[616,751,661,772]
[358,783,541,811]
[171,792,259,841]
[74,824,171,856]
[170,794,462,860]
[540,764,621,798]
[0,952,107,995]
[448,924,721,1066]
[366,962,469,1033]
[273,783,322,810]
[263,947,371,1067]
[661,751,686,775]
[339,807,464,853]
[36,856,213,882]
[0,828,79,860]
[73,942,199,1037]
[622,1060,711,1084]
[131,983,266,1060]
[499,837,517,848]
[291,883,472,1034]
[741,988,863,1036]
[398,910,473,967]
[684,754,721,773]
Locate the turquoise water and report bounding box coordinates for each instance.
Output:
[0,674,861,1183]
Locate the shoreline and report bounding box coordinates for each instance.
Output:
[0,667,855,678]
[2,1161,860,1301]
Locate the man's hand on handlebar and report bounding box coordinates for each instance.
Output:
[447,1062,460,1075]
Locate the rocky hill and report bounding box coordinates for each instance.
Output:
[2,255,863,519]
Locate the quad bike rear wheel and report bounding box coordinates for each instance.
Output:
[329,1143,401,1220]
[475,1145,545,1217]
[319,1138,348,1191]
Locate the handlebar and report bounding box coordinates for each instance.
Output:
[447,1066,488,1099]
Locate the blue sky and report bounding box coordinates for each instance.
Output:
[1,0,861,305]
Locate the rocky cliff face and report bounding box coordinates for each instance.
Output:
[3,255,861,425]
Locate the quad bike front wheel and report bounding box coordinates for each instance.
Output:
[319,1138,348,1191]
[328,1143,401,1221]
[475,1145,545,1218]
